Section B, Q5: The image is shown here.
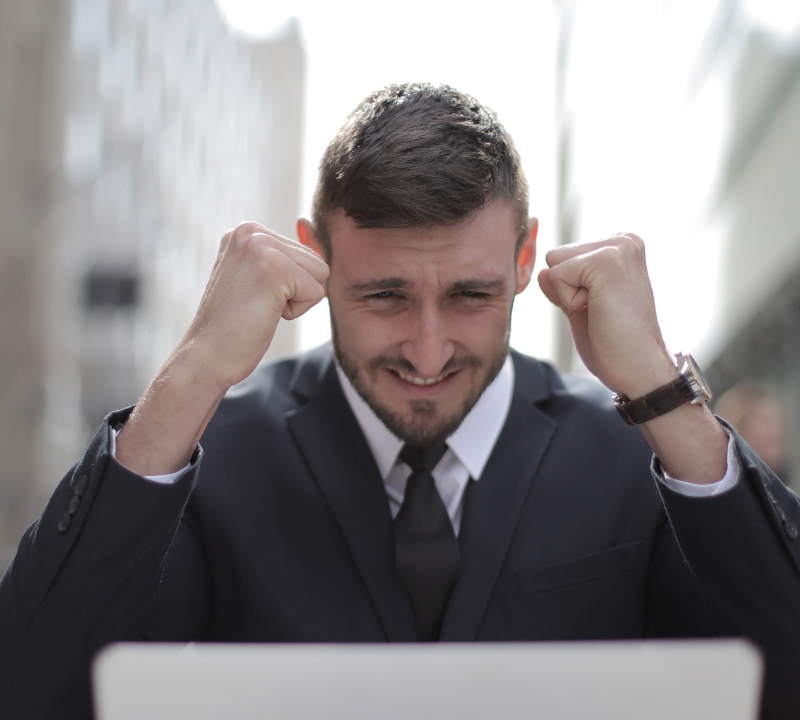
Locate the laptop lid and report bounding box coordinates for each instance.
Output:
[93,639,762,720]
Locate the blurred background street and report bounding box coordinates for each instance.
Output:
[1,0,799,571]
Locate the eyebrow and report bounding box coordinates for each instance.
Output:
[350,277,410,292]
[350,277,506,294]
[447,279,506,293]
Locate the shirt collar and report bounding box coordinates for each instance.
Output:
[336,355,514,481]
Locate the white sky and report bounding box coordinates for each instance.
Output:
[213,0,790,369]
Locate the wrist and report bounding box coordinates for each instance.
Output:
[613,351,676,400]
[170,336,234,399]
[614,351,714,429]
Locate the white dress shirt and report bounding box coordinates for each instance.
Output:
[122,356,741,524]
[336,358,515,536]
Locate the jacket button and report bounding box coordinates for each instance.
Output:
[57,513,71,533]
[785,518,797,539]
[74,474,88,496]
[68,495,81,515]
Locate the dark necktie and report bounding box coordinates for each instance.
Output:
[393,443,461,641]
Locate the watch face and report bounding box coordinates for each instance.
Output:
[684,354,713,402]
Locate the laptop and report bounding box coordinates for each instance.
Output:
[93,639,762,720]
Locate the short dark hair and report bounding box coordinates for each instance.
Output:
[312,83,529,260]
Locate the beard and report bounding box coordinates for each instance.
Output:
[331,316,509,448]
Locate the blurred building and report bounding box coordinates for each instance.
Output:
[0,0,305,568]
[696,10,800,488]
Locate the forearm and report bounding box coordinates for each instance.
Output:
[115,224,328,477]
[612,350,727,486]
[639,401,729,485]
[116,342,228,476]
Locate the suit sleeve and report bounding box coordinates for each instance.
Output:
[655,420,800,720]
[0,407,205,719]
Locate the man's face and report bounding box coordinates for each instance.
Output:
[316,200,536,447]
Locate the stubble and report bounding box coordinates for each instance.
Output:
[331,316,509,447]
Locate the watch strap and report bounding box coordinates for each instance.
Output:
[614,374,693,426]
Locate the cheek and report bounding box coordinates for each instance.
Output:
[330,299,398,357]
[450,306,511,343]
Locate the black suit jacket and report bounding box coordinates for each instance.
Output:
[2,345,800,719]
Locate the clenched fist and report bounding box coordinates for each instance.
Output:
[186,221,330,389]
[537,233,675,399]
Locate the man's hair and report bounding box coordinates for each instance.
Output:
[312,83,529,260]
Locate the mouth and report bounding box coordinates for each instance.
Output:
[389,368,458,387]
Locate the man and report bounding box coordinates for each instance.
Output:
[1,83,799,719]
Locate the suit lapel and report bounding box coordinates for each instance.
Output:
[440,352,558,641]
[286,350,419,641]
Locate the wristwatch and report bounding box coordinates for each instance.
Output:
[613,352,713,426]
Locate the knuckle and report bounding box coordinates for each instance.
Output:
[236,220,265,234]
[618,233,644,256]
[232,220,267,243]
[257,246,299,282]
[257,245,284,269]
[597,246,626,272]
[242,233,283,260]
[618,236,635,255]
[624,232,645,254]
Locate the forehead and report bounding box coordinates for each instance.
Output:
[328,201,520,282]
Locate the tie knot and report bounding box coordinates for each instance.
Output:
[399,443,448,474]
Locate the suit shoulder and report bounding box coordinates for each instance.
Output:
[210,344,331,427]
[512,350,612,411]
[512,351,649,454]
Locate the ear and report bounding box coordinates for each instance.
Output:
[515,217,538,294]
[296,218,326,261]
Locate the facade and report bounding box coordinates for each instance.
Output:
[698,20,800,488]
[0,0,305,569]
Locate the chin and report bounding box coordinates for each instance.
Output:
[361,390,469,446]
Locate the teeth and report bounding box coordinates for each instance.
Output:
[398,371,447,386]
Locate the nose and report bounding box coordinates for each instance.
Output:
[400,305,455,378]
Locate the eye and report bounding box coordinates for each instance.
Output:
[457,291,491,301]
[365,290,398,302]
